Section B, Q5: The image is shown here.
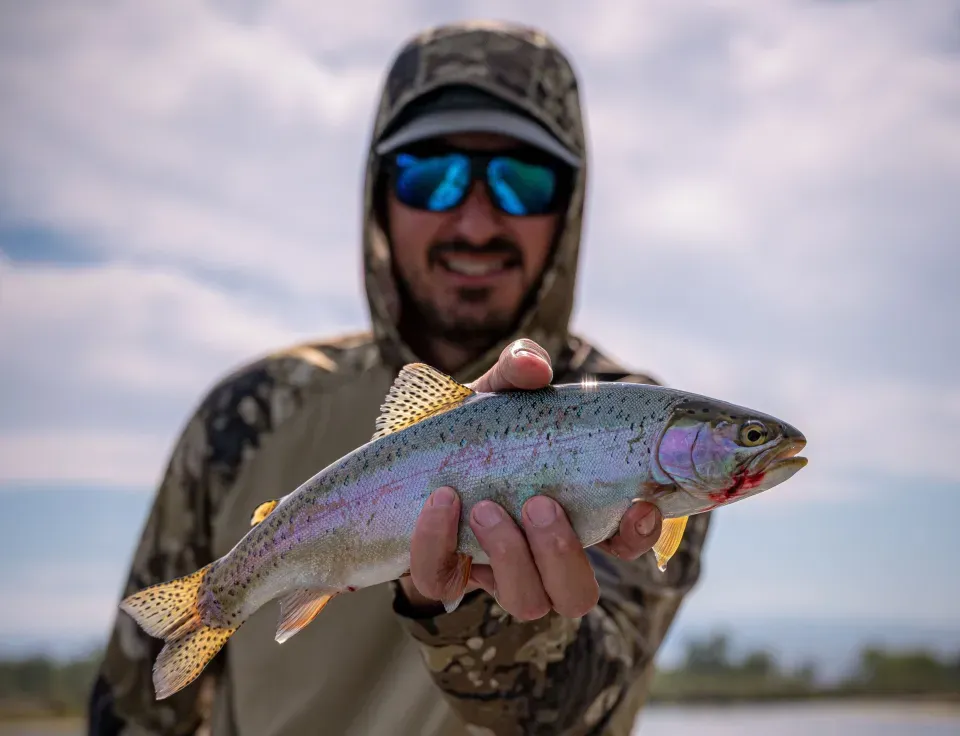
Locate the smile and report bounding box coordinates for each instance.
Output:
[438,256,517,278]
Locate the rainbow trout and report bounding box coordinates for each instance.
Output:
[120,363,807,699]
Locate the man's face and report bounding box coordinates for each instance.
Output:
[386,132,563,343]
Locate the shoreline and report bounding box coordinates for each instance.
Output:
[648,690,960,706]
[3,695,960,725]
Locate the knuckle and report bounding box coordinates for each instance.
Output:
[515,601,551,622]
[481,534,515,560]
[552,533,576,554]
[410,574,442,600]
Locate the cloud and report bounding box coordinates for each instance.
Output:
[0,0,957,659]
[0,2,957,506]
[0,431,171,489]
[0,259,333,487]
[0,0,383,299]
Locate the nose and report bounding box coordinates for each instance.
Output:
[450,183,503,245]
[780,421,807,455]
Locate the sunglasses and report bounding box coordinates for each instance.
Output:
[387,149,566,216]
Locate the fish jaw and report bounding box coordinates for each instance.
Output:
[702,432,807,509]
[653,393,808,508]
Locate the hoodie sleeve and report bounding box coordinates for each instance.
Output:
[390,517,710,736]
[87,357,291,736]
[390,368,713,736]
[87,409,222,736]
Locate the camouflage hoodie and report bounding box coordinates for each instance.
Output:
[88,20,711,736]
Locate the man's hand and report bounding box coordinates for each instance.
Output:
[398,338,663,620]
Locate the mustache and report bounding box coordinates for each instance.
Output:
[428,238,523,266]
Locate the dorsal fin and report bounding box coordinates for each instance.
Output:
[373,363,475,439]
[250,499,280,527]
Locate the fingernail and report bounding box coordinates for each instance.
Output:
[526,496,557,527]
[512,347,538,360]
[510,340,544,360]
[635,508,658,537]
[472,501,503,528]
[431,487,456,507]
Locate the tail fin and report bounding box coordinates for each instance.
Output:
[119,563,238,700]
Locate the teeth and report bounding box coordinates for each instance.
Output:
[444,258,505,276]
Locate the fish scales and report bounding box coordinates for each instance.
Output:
[118,362,808,700]
[207,382,679,621]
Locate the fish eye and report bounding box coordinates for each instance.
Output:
[739,421,769,447]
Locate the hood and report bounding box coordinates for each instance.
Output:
[361,20,589,383]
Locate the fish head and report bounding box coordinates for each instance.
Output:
[655,397,807,508]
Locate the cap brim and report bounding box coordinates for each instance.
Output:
[375,109,581,168]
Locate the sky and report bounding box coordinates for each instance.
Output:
[1,0,958,673]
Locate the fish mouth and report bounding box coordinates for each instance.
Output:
[775,435,806,462]
[749,432,808,491]
[757,426,807,470]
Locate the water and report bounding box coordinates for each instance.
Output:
[634,702,960,735]
[3,703,959,735]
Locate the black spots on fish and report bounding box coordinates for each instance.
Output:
[460,438,467,447]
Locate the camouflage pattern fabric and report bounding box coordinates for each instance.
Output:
[363,21,588,380]
[88,19,712,736]
[387,337,711,736]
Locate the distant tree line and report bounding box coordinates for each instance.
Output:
[650,632,960,703]
[0,649,102,719]
[1,634,960,719]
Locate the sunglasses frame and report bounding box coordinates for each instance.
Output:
[384,143,572,216]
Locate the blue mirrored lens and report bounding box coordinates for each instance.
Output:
[487,158,556,215]
[393,153,558,215]
[395,153,470,211]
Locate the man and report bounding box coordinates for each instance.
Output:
[88,20,711,736]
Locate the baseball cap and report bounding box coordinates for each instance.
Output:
[375,85,581,168]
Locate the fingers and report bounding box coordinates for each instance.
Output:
[521,496,599,618]
[597,501,662,561]
[408,487,475,604]
[470,338,553,393]
[469,500,552,621]
[408,486,663,622]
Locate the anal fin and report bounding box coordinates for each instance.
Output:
[653,516,688,572]
[275,588,338,643]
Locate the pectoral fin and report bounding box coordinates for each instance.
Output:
[653,516,688,572]
[275,588,339,644]
[442,553,473,614]
[373,363,476,439]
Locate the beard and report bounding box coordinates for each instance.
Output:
[394,237,531,348]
